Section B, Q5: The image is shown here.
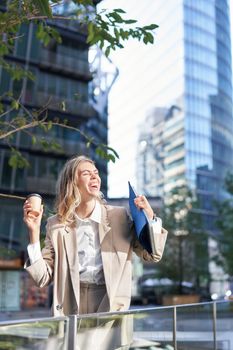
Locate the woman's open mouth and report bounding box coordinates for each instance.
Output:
[89,184,99,190]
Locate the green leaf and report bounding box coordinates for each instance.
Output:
[124,19,137,24]
[143,24,159,30]
[43,34,51,47]
[86,137,94,148]
[113,9,126,14]
[38,122,48,132]
[95,147,106,158]
[106,146,119,159]
[36,23,52,46]
[87,22,95,43]
[108,12,124,23]
[105,46,110,57]
[39,138,50,151]
[10,100,19,110]
[107,154,116,163]
[114,28,120,41]
[50,140,63,152]
[119,28,126,38]
[88,34,102,46]
[9,149,30,169]
[99,40,104,50]
[6,91,13,97]
[31,135,37,145]
[34,0,53,18]
[144,32,154,44]
[14,116,26,127]
[148,34,154,44]
[47,120,53,131]
[0,44,9,56]
[49,27,62,44]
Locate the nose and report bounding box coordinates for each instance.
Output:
[90,171,98,178]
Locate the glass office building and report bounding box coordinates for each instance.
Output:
[137,0,232,223]
[184,0,233,224]
[136,0,232,293]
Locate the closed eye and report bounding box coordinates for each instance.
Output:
[81,170,99,176]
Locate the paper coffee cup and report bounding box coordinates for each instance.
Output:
[26,193,42,217]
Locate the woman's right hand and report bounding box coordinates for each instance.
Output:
[23,200,43,244]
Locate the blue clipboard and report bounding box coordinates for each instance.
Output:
[128,181,153,253]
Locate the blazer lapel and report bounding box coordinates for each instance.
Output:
[100,206,132,306]
[99,205,112,298]
[99,205,111,244]
[63,224,80,307]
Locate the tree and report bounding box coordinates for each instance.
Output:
[215,173,233,276]
[0,0,159,166]
[158,186,210,294]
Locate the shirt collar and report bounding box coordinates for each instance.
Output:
[89,200,101,224]
[75,200,102,224]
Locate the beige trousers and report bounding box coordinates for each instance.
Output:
[77,283,132,350]
[79,282,108,314]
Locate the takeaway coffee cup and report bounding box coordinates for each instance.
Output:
[26,193,42,217]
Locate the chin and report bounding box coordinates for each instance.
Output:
[89,190,99,197]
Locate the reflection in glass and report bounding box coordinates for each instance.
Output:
[0,319,68,350]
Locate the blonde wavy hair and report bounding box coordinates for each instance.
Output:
[55,155,104,223]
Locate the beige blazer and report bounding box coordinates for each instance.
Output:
[25,204,167,316]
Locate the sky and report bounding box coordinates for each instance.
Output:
[99,0,233,198]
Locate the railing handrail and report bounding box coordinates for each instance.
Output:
[0,315,68,326]
[0,300,231,325]
[74,299,231,319]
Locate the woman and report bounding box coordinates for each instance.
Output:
[23,155,168,316]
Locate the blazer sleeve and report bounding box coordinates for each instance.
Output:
[128,208,168,262]
[133,227,168,261]
[24,220,55,288]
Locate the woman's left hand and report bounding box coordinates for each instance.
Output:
[134,195,154,220]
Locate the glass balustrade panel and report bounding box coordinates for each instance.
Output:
[0,318,68,350]
[176,302,214,350]
[76,306,174,350]
[216,300,233,350]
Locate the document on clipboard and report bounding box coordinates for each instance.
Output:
[128,181,162,254]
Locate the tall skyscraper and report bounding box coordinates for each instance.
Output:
[137,0,232,225]
[135,0,232,294]
[138,104,184,198]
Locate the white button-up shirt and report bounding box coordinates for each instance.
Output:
[75,200,105,285]
[27,200,105,285]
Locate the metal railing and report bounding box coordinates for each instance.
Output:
[0,301,232,350]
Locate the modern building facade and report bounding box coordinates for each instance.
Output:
[0,2,116,309]
[138,104,185,198]
[136,0,233,293]
[138,0,233,224]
